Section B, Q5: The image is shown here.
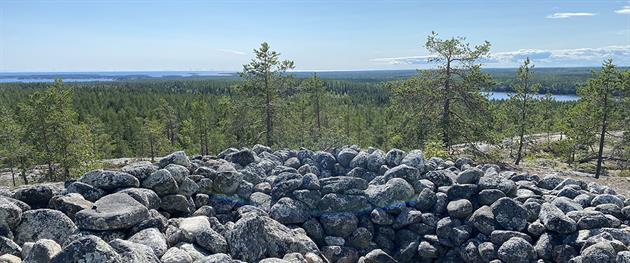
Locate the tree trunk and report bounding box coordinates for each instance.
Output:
[20,167,28,185]
[10,167,16,187]
[441,60,452,149]
[264,72,273,147]
[595,92,609,179]
[515,93,528,165]
[149,138,155,162]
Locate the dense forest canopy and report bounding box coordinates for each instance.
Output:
[0,35,628,182]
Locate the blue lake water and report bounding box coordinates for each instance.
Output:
[482,92,579,101]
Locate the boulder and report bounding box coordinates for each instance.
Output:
[75,193,149,231]
[365,178,414,208]
[227,214,318,262]
[213,171,244,195]
[79,170,139,191]
[0,197,22,229]
[447,199,473,219]
[49,235,121,263]
[48,193,93,220]
[270,197,311,224]
[128,228,167,257]
[141,169,179,196]
[66,181,106,202]
[158,151,191,168]
[160,247,192,263]
[491,197,528,231]
[23,239,62,263]
[15,209,77,245]
[497,237,536,263]
[121,161,157,180]
[109,239,160,263]
[320,212,358,238]
[13,185,54,209]
[539,203,577,234]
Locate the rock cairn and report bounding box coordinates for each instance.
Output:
[1,146,629,263]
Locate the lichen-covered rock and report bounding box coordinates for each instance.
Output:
[13,185,54,209]
[49,235,122,263]
[497,237,536,263]
[121,161,158,181]
[539,203,577,234]
[491,197,528,231]
[160,247,192,263]
[0,197,23,229]
[48,193,93,220]
[0,236,21,256]
[23,239,62,263]
[365,178,414,208]
[79,170,139,191]
[447,199,473,219]
[128,228,167,257]
[109,239,160,263]
[15,209,77,245]
[75,193,149,231]
[270,197,311,224]
[141,169,179,196]
[320,212,358,238]
[66,181,106,202]
[159,151,191,168]
[227,213,318,262]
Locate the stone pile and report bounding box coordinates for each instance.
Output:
[0,146,629,263]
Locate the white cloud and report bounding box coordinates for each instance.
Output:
[216,49,245,55]
[546,12,596,19]
[370,45,630,67]
[615,6,630,14]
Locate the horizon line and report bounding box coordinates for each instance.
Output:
[1,65,625,74]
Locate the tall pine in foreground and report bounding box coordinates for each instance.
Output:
[577,60,624,178]
[424,31,494,149]
[240,42,294,147]
[511,58,540,165]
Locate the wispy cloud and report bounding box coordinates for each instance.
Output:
[370,45,630,67]
[546,12,596,19]
[216,49,245,55]
[615,6,630,14]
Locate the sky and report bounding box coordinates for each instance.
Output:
[1,0,630,72]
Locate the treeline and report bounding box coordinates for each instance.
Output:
[0,32,628,183]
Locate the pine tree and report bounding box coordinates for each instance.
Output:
[19,80,94,180]
[577,60,624,178]
[424,31,493,149]
[0,107,32,185]
[240,42,295,147]
[511,58,540,165]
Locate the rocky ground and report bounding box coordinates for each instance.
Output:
[0,146,629,263]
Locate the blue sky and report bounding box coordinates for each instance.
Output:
[1,0,629,72]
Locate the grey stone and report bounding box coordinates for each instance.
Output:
[227,214,318,262]
[539,203,577,234]
[109,239,160,263]
[128,228,167,257]
[141,169,179,196]
[497,237,536,263]
[79,170,139,191]
[49,235,122,263]
[491,197,528,231]
[270,197,310,224]
[75,193,149,231]
[16,209,77,245]
[365,178,414,208]
[447,199,474,219]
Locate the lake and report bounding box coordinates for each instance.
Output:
[482,92,579,101]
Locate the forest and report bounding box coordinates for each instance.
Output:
[0,33,628,184]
